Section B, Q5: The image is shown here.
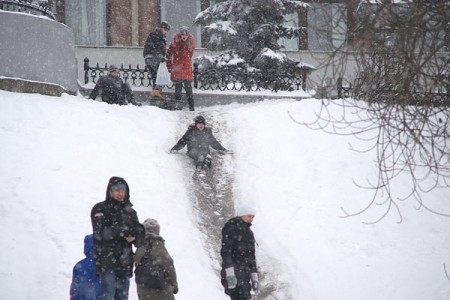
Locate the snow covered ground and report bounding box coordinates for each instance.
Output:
[1,89,450,299]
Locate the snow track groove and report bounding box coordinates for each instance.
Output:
[174,109,293,300]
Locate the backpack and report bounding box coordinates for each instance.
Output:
[135,246,166,290]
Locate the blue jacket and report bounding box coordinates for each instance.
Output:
[70,234,101,300]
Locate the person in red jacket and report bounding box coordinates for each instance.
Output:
[166,26,195,111]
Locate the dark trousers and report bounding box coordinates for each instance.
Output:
[188,148,211,169]
[174,80,194,111]
[99,270,130,300]
[145,58,158,88]
[226,271,252,300]
[147,66,157,88]
[229,290,251,300]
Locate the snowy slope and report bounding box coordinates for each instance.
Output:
[1,90,449,300]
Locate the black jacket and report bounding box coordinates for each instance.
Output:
[143,28,167,60]
[171,125,226,154]
[91,177,144,276]
[88,74,136,105]
[220,217,257,294]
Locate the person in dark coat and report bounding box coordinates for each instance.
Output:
[91,177,145,300]
[166,26,195,111]
[70,234,101,300]
[220,204,259,300]
[88,65,141,106]
[169,115,228,170]
[143,21,171,99]
[134,218,178,300]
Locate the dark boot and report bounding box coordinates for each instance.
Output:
[196,155,205,170]
[174,81,183,101]
[184,81,195,111]
[173,81,184,110]
[205,154,212,168]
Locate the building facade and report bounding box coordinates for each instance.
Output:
[54,0,362,51]
[55,0,204,48]
[2,0,447,92]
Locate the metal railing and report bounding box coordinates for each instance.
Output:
[83,58,160,88]
[83,58,309,92]
[336,77,449,106]
[0,0,56,20]
[193,65,308,92]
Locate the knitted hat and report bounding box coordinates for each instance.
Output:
[143,218,160,235]
[179,26,189,35]
[194,115,206,125]
[236,203,256,217]
[160,21,171,30]
[108,65,119,73]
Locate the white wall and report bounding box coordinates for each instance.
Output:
[0,11,78,94]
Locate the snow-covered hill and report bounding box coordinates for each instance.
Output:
[1,90,449,299]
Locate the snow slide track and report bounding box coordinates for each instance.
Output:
[175,110,292,299]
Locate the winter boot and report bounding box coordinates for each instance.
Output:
[196,155,205,170]
[205,154,212,168]
[151,89,164,99]
[184,81,195,111]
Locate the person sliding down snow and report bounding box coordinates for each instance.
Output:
[169,115,229,170]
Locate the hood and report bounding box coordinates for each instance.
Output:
[83,234,94,258]
[105,176,131,204]
[144,232,164,243]
[173,33,194,45]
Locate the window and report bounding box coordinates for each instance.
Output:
[279,12,300,51]
[307,3,346,51]
[64,0,106,46]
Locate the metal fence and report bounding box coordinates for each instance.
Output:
[336,77,449,106]
[83,58,309,93]
[0,0,55,20]
[83,58,160,88]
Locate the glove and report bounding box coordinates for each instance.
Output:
[250,273,259,295]
[160,57,166,63]
[225,267,237,289]
[172,285,178,294]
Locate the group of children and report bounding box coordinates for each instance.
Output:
[70,176,258,300]
[77,21,259,297]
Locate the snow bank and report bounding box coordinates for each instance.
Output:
[1,90,449,299]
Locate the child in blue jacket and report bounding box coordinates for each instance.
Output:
[70,234,101,300]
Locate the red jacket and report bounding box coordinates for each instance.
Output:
[166,33,195,81]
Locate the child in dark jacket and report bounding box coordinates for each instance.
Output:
[170,115,228,170]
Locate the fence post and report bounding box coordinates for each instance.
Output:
[337,77,343,98]
[302,71,307,91]
[447,72,450,105]
[84,57,90,84]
